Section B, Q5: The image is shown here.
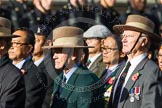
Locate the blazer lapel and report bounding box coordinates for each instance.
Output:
[53,73,62,94]
[60,68,82,99]
[89,54,102,71]
[119,57,148,107]
[114,62,126,84]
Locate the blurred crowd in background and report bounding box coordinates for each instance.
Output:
[0,0,161,33]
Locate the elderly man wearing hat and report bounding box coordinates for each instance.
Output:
[44,26,104,108]
[0,17,25,108]
[83,25,112,78]
[109,15,162,108]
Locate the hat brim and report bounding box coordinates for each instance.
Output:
[113,25,161,41]
[42,45,94,49]
[0,34,20,38]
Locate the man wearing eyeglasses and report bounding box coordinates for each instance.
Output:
[100,34,126,107]
[109,15,162,108]
[83,25,112,78]
[8,27,46,108]
[0,17,26,108]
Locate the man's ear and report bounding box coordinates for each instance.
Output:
[140,37,148,47]
[26,45,33,54]
[71,56,76,61]
[119,51,126,58]
[0,41,5,50]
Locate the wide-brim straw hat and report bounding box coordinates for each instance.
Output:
[0,17,19,38]
[43,26,94,49]
[113,15,161,41]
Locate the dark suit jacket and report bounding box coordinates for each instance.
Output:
[89,54,106,78]
[0,55,25,108]
[109,57,162,108]
[22,59,46,108]
[51,66,104,108]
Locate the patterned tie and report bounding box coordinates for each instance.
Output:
[59,75,67,93]
[113,61,131,108]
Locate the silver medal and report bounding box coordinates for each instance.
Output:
[135,95,140,100]
[130,96,135,102]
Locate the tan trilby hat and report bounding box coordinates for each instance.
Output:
[0,17,19,38]
[43,26,94,49]
[113,15,160,41]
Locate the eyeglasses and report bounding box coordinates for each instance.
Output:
[101,46,118,52]
[120,34,134,39]
[10,42,28,47]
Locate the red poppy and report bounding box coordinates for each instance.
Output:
[21,69,26,75]
[107,77,115,84]
[132,73,139,81]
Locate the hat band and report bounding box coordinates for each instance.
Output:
[0,27,11,36]
[53,37,83,46]
[126,22,153,32]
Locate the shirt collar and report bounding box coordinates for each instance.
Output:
[64,66,78,83]
[106,61,125,78]
[106,64,118,78]
[13,56,32,69]
[88,53,101,67]
[13,59,26,69]
[34,56,44,66]
[130,53,147,66]
[108,64,118,70]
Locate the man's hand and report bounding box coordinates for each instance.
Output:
[33,0,53,14]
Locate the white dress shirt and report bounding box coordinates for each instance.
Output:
[64,66,78,83]
[13,60,26,69]
[34,56,44,66]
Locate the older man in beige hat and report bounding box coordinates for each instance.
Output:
[0,17,25,108]
[109,15,162,108]
[43,26,104,108]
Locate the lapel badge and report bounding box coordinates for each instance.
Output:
[134,87,140,100]
[129,88,135,102]
[107,76,115,85]
[21,69,26,75]
[132,72,140,81]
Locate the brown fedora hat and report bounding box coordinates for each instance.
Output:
[0,17,19,38]
[113,15,160,41]
[43,26,94,49]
